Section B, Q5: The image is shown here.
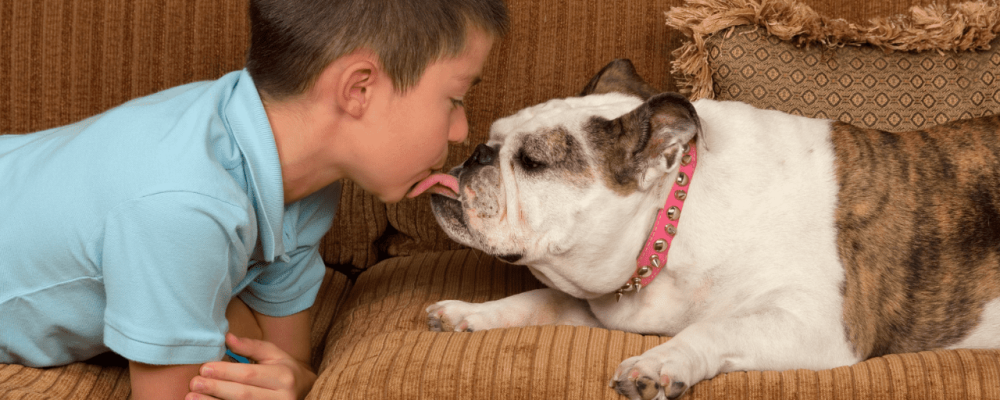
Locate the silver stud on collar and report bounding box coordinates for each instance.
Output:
[649,255,661,269]
[674,190,687,201]
[637,265,652,278]
[667,206,680,221]
[681,154,692,166]
[665,224,676,236]
[676,172,689,186]
[654,239,667,252]
[615,280,636,302]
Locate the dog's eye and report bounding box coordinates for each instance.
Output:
[518,150,545,171]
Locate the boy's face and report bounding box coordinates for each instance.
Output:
[352,28,494,203]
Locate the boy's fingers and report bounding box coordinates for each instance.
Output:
[200,362,291,390]
[184,393,220,400]
[225,333,286,363]
[190,374,278,400]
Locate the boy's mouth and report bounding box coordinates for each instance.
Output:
[407,173,459,199]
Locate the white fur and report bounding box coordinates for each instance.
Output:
[428,96,864,399]
[948,297,1000,349]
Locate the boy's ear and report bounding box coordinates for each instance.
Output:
[334,59,379,118]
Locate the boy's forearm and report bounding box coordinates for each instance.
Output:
[129,362,201,400]
[252,307,313,367]
[226,296,312,366]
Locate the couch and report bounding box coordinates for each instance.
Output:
[2,0,998,399]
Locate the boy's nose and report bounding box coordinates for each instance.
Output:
[449,109,469,144]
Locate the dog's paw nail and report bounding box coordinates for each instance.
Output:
[608,379,616,388]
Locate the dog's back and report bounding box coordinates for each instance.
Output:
[832,115,1000,358]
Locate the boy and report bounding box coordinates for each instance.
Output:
[0,0,508,399]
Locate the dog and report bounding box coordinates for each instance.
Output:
[413,59,1000,399]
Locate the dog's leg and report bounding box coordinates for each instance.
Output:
[426,288,601,332]
[610,308,856,400]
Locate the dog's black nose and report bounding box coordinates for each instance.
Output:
[467,144,498,167]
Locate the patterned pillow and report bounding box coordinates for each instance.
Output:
[667,0,1000,131]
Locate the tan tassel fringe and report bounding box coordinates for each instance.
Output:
[666,0,1000,100]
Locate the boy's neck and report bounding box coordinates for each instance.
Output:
[263,96,345,204]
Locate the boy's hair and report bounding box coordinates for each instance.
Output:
[246,0,510,101]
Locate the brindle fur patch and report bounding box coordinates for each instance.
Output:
[832,115,1000,359]
[518,127,591,185]
[586,112,648,195]
[585,94,700,196]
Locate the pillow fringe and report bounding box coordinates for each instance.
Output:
[666,0,1000,100]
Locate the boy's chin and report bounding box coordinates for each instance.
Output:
[374,190,406,204]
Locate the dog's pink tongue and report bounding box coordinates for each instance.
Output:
[407,173,459,199]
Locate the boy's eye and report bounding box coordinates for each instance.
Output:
[451,98,465,108]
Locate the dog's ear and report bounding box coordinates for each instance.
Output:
[591,92,700,192]
[580,59,658,100]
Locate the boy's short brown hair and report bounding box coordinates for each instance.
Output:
[246,0,510,101]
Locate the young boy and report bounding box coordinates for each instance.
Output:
[0,0,508,399]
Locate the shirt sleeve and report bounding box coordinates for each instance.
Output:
[101,192,254,365]
[239,183,341,317]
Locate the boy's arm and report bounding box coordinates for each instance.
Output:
[253,306,313,365]
[129,363,202,400]
[187,301,316,400]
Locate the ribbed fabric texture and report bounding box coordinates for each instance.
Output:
[0,363,130,400]
[0,0,249,134]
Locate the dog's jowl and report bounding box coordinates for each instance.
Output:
[412,59,1000,400]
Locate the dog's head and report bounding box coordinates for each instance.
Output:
[429,59,701,298]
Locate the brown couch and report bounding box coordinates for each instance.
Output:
[2,0,999,399]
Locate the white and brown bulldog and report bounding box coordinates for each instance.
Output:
[409,59,1000,399]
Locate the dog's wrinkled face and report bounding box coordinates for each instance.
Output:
[430,60,701,299]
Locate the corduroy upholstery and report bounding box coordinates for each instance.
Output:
[2,0,999,399]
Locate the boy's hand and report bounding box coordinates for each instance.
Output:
[186,333,316,400]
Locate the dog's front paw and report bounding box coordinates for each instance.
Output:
[610,352,690,400]
[425,300,501,332]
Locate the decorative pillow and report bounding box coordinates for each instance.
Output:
[667,0,1000,131]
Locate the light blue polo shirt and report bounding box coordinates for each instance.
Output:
[0,70,341,367]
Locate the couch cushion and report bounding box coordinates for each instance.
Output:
[668,0,1000,131]
[0,268,352,399]
[313,249,1000,399]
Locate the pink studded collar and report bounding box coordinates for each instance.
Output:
[615,141,697,302]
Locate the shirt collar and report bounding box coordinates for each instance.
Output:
[224,70,286,262]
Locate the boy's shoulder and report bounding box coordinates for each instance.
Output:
[0,70,273,217]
